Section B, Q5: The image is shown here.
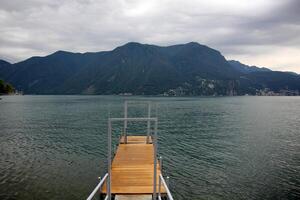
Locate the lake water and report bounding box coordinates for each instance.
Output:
[0,95,299,200]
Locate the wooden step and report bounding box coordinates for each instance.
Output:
[115,195,152,200]
[120,136,152,144]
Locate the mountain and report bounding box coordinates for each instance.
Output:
[226,60,300,94]
[239,71,300,94]
[1,51,104,94]
[0,60,12,79]
[0,42,299,95]
[228,60,271,74]
[0,60,11,66]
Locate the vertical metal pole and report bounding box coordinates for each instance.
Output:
[98,176,102,199]
[155,102,158,117]
[124,101,128,144]
[153,119,158,200]
[158,156,162,198]
[166,176,170,188]
[147,102,151,144]
[107,120,112,200]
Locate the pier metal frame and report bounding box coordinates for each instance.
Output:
[123,101,153,144]
[159,174,174,200]
[108,117,158,200]
[86,101,174,200]
[86,173,108,200]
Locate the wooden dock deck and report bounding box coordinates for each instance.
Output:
[86,103,174,200]
[102,136,165,195]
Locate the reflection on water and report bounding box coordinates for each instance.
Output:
[0,96,299,199]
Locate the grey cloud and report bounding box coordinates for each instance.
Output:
[0,0,299,72]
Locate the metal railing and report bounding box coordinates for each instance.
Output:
[123,101,153,144]
[158,156,174,200]
[108,117,158,200]
[86,173,108,200]
[159,174,174,200]
[86,101,174,200]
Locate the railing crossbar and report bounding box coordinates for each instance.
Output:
[86,173,108,200]
[125,100,152,105]
[159,174,174,200]
[109,117,157,122]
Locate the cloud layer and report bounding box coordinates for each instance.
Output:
[1,0,300,72]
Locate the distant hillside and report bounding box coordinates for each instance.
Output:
[228,60,271,74]
[0,60,12,78]
[0,42,299,96]
[239,71,300,94]
[0,60,11,66]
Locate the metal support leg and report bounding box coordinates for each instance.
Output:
[147,102,151,144]
[158,156,162,198]
[124,101,128,144]
[153,119,158,200]
[166,176,170,188]
[108,120,112,200]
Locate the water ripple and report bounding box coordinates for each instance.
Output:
[0,96,299,199]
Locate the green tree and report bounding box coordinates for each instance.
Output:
[0,79,15,94]
[5,83,14,93]
[0,79,5,93]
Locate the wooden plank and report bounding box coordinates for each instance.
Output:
[102,136,165,194]
[115,195,152,200]
[120,136,152,144]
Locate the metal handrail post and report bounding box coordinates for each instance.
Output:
[86,174,108,200]
[147,102,151,144]
[158,156,162,198]
[166,176,170,187]
[124,101,128,144]
[153,119,158,200]
[159,174,174,200]
[107,120,112,200]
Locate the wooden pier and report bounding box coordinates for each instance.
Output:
[86,101,174,200]
[102,136,165,195]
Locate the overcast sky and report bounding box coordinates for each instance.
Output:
[1,0,300,72]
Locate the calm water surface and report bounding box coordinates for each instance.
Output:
[0,96,299,200]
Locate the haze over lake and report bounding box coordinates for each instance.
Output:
[0,96,299,200]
